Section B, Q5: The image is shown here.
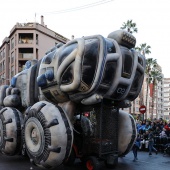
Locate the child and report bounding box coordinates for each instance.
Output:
[132,134,141,161]
[148,128,158,155]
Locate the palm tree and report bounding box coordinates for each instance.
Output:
[135,44,152,119]
[135,43,151,56]
[145,58,158,119]
[121,20,138,116]
[120,20,138,34]
[150,69,162,120]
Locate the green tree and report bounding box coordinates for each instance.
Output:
[120,19,137,115]
[145,58,158,119]
[120,20,138,34]
[135,44,152,119]
[135,43,151,55]
[150,69,162,120]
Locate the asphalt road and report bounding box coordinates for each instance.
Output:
[0,150,170,170]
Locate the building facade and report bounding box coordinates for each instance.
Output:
[0,16,69,85]
[164,78,170,120]
[124,71,165,121]
[154,76,164,119]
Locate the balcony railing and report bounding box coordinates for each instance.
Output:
[19,53,33,59]
[18,39,33,44]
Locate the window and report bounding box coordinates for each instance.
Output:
[0,51,2,60]
[36,34,38,44]
[0,63,2,72]
[3,48,5,58]
[11,38,14,49]
[19,33,33,44]
[135,107,139,112]
[11,66,14,77]
[2,61,5,71]
[11,52,14,64]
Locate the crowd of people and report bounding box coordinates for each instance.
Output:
[132,118,170,161]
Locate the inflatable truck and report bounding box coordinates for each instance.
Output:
[0,30,145,170]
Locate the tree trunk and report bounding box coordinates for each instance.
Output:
[151,81,155,120]
[133,100,135,117]
[145,83,149,120]
[139,86,144,120]
[139,84,144,106]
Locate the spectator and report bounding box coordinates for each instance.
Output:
[164,120,170,136]
[138,121,146,134]
[148,128,158,155]
[150,122,156,131]
[159,128,167,138]
[154,126,161,136]
[156,119,163,131]
[140,130,149,150]
[136,121,142,133]
[132,134,141,162]
[159,120,164,130]
[144,121,151,132]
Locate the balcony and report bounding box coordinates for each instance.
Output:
[18,33,34,45]
[19,53,33,60]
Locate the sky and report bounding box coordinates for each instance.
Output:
[1,0,170,77]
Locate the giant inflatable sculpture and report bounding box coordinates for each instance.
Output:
[0,30,145,169]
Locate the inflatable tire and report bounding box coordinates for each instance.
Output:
[0,85,8,106]
[3,95,21,107]
[118,110,137,156]
[23,101,73,169]
[63,148,76,166]
[85,156,100,170]
[0,107,23,155]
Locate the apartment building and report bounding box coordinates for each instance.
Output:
[148,64,164,120]
[164,78,170,120]
[155,76,164,119]
[0,16,69,85]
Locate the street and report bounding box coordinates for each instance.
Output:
[0,150,170,170]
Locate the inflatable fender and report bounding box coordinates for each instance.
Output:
[12,70,27,107]
[58,101,76,125]
[3,95,21,107]
[118,110,137,156]
[6,87,13,96]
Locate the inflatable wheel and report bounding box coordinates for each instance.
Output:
[23,101,73,169]
[0,107,23,155]
[104,157,118,169]
[85,156,100,170]
[63,148,76,166]
[118,110,137,156]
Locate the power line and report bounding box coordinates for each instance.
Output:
[38,0,114,15]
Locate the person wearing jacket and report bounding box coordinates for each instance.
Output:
[132,134,141,161]
[148,128,158,155]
